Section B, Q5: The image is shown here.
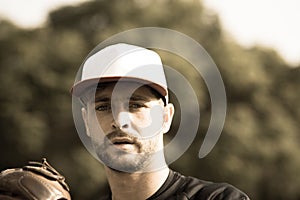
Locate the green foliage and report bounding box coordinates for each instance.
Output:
[0,0,299,199]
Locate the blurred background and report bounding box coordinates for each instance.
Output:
[0,0,299,199]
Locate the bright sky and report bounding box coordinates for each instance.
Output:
[0,0,86,27]
[202,0,300,66]
[0,0,299,66]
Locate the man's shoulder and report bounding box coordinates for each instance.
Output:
[158,170,250,200]
[97,170,250,200]
[182,175,249,199]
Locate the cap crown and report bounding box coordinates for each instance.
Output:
[72,43,168,102]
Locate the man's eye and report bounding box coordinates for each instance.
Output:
[129,103,145,110]
[95,104,111,111]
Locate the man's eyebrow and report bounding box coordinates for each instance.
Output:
[94,96,110,103]
[129,95,151,101]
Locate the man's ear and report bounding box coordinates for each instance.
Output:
[162,103,175,134]
[81,107,90,137]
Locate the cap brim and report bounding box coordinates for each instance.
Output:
[71,77,167,98]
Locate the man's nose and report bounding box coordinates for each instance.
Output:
[111,110,130,130]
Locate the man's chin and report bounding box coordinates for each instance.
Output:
[96,150,150,173]
[107,166,140,174]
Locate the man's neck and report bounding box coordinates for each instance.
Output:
[105,167,170,200]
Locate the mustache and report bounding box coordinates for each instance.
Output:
[104,131,142,147]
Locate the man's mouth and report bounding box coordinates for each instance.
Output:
[110,137,138,152]
[111,137,134,145]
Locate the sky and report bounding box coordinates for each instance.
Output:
[0,0,85,28]
[203,0,300,66]
[0,0,299,66]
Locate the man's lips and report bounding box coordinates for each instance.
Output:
[104,131,142,152]
[110,137,135,145]
[108,137,141,152]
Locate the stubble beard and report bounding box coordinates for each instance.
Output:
[93,132,160,173]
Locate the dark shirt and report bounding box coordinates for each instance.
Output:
[100,170,250,200]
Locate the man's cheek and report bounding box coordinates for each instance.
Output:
[132,106,164,138]
[89,124,106,142]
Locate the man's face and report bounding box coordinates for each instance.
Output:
[82,81,173,172]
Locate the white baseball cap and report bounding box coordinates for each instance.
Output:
[71,43,168,103]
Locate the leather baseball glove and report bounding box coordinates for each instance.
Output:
[0,158,71,200]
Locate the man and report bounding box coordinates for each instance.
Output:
[71,43,250,200]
